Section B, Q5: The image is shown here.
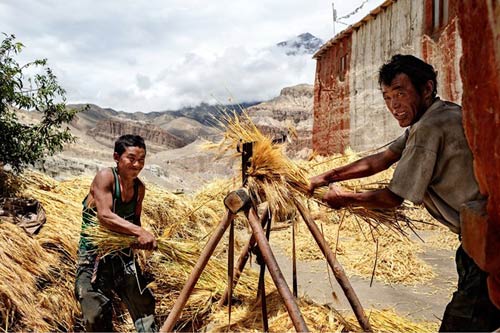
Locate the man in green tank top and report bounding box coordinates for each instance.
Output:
[75,134,157,332]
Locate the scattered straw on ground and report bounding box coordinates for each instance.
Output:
[274,215,436,286]
[205,290,439,332]
[0,165,452,332]
[425,225,460,251]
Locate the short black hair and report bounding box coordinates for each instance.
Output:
[114,134,146,156]
[378,54,438,98]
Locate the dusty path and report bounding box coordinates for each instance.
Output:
[260,230,457,323]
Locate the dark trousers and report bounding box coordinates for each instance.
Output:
[75,252,156,332]
[439,245,500,332]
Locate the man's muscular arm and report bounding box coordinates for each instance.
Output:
[91,169,156,250]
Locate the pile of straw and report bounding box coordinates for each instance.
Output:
[0,171,83,332]
[0,169,266,331]
[0,167,451,332]
[0,107,456,331]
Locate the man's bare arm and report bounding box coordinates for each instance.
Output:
[309,148,401,191]
[323,186,404,210]
[91,169,156,249]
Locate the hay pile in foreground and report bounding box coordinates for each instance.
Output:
[0,169,269,331]
[0,172,83,332]
[0,168,451,332]
[0,170,262,332]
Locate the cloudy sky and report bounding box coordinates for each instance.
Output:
[1,0,385,112]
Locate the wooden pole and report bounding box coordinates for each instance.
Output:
[160,210,235,332]
[246,207,309,332]
[219,203,270,306]
[294,199,372,332]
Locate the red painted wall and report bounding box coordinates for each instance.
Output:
[457,0,500,308]
[422,0,461,103]
[312,37,351,155]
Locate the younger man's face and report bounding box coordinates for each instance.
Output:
[114,146,146,178]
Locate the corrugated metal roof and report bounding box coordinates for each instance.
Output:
[313,0,396,59]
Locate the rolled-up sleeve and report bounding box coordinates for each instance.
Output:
[388,125,441,204]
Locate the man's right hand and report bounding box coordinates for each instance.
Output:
[133,228,157,251]
[308,175,328,196]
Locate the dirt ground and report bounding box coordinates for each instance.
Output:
[263,229,457,325]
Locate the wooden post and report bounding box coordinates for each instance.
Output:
[294,199,372,332]
[219,203,270,306]
[160,210,235,332]
[246,207,309,332]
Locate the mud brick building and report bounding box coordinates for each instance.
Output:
[312,0,461,154]
[312,0,500,308]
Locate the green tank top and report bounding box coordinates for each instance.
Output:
[78,167,140,254]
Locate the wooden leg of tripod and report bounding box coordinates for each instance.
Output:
[219,203,270,306]
[246,207,309,333]
[160,210,235,333]
[294,199,373,332]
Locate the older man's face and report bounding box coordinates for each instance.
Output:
[382,73,425,127]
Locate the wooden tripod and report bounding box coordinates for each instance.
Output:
[159,188,373,332]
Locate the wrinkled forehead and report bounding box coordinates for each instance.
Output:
[381,73,412,93]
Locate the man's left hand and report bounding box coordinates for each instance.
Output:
[323,184,349,209]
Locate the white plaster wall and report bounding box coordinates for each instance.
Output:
[349,0,424,152]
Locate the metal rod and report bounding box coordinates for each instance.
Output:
[227,219,235,326]
[246,207,309,333]
[259,207,272,332]
[294,199,372,332]
[160,210,235,333]
[219,203,270,306]
[258,256,269,332]
[292,216,298,297]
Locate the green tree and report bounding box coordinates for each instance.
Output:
[0,33,78,172]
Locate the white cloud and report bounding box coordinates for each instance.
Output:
[1,0,386,112]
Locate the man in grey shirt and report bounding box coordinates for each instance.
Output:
[309,54,500,331]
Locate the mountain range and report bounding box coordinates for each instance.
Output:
[277,32,324,56]
[27,32,322,192]
[30,83,314,193]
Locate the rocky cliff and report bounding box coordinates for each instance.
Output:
[247,84,313,156]
[88,119,185,151]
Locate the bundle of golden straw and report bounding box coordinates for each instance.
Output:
[208,111,310,220]
[209,111,426,236]
[84,224,268,328]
